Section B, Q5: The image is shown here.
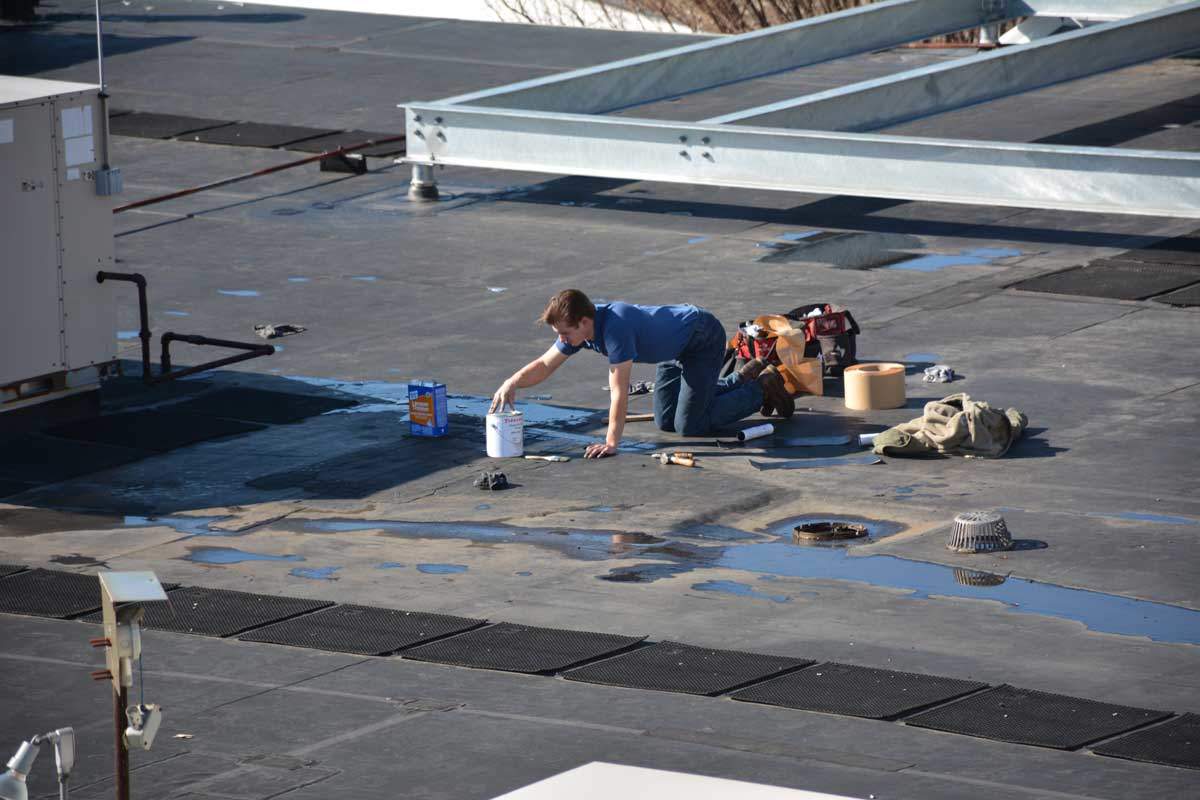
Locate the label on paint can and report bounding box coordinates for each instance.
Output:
[409,381,448,437]
[486,409,524,457]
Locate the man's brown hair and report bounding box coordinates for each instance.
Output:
[539,289,595,327]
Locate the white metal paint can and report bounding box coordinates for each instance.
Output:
[486,409,524,457]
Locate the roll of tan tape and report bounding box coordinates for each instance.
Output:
[844,363,906,410]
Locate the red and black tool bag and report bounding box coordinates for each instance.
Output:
[785,303,860,376]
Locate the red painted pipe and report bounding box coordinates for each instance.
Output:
[112,134,406,214]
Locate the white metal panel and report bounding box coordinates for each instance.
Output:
[0,77,98,109]
[52,91,117,370]
[406,104,1200,218]
[0,100,64,384]
[491,762,864,800]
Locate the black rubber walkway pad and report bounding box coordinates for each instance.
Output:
[905,684,1170,750]
[239,604,487,655]
[190,122,339,148]
[1152,282,1200,307]
[286,130,406,157]
[0,433,151,483]
[402,622,645,674]
[1011,260,1200,301]
[165,387,357,424]
[0,569,175,619]
[730,662,986,719]
[0,564,28,579]
[46,410,266,453]
[1092,713,1200,770]
[133,586,332,638]
[109,112,234,140]
[563,641,811,696]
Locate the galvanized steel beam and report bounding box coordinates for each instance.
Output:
[705,2,1200,131]
[405,104,1200,218]
[437,0,995,115]
[1016,0,1190,19]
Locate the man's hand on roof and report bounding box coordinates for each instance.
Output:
[584,442,619,459]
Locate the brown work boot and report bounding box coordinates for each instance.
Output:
[737,358,767,382]
[757,365,795,418]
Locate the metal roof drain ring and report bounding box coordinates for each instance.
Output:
[792,521,869,543]
[947,511,1013,554]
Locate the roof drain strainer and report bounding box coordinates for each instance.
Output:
[953,568,1007,587]
[946,511,1012,554]
[792,521,869,543]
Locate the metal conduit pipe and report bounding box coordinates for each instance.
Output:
[158,333,274,384]
[96,271,152,383]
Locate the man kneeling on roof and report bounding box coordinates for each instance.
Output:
[489,289,793,459]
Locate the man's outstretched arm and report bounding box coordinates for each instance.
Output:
[491,345,568,412]
[586,360,632,458]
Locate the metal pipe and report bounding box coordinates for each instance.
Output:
[112,135,406,214]
[157,332,274,384]
[96,271,151,383]
[94,0,112,172]
[114,685,128,800]
[94,0,106,95]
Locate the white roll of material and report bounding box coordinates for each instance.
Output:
[737,423,775,442]
[843,363,906,410]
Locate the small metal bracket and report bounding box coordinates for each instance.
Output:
[981,0,1007,22]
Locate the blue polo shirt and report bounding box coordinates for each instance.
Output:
[555,302,700,365]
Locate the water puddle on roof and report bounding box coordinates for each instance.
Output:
[124,514,236,536]
[692,579,791,603]
[282,518,669,562]
[184,546,304,565]
[129,509,1200,644]
[885,248,1023,272]
[290,566,341,580]
[417,563,468,574]
[117,330,139,340]
[164,310,190,317]
[709,543,1200,644]
[1091,511,1199,526]
[217,289,261,297]
[286,377,598,428]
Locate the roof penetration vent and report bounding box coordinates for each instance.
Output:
[947,511,1012,554]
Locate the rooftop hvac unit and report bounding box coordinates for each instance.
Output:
[1,76,120,424]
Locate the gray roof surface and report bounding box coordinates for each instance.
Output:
[1,2,1199,799]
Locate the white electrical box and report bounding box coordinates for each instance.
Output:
[1,76,118,413]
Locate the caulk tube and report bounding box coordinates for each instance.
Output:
[737,423,774,443]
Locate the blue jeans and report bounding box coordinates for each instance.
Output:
[654,311,764,436]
